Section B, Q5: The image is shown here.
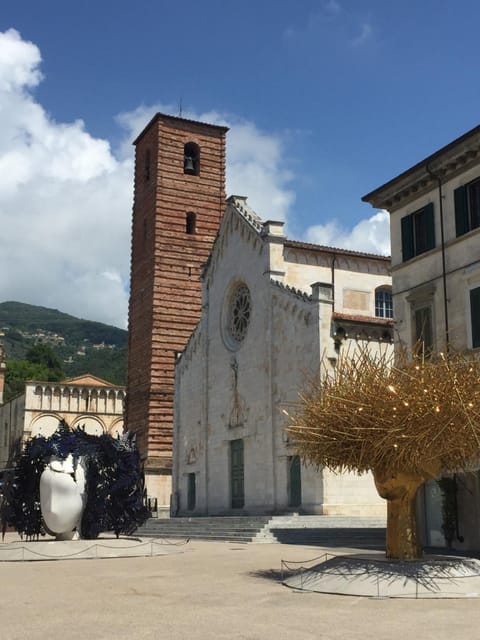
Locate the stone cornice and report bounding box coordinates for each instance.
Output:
[362,125,480,212]
[133,112,229,146]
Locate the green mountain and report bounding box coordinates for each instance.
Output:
[0,301,127,386]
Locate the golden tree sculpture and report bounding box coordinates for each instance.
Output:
[287,348,480,560]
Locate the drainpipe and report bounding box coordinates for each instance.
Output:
[331,254,336,313]
[426,165,450,353]
[426,166,463,542]
[204,281,210,515]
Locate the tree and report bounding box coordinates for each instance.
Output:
[4,345,65,402]
[4,360,51,401]
[287,349,480,560]
[25,344,64,379]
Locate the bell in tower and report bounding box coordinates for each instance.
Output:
[184,141,200,175]
[184,154,195,174]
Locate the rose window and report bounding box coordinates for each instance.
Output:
[228,285,251,344]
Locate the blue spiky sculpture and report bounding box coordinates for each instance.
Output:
[1,420,149,540]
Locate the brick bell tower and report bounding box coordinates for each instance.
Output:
[126,113,228,508]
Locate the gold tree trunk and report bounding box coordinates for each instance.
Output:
[373,470,425,560]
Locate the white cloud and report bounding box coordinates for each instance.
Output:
[305,210,391,256]
[324,1,341,16]
[0,29,132,328]
[225,119,295,222]
[351,22,373,47]
[0,31,296,328]
[0,29,42,91]
[283,5,374,50]
[0,29,385,332]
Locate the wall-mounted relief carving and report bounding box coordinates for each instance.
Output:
[186,447,197,465]
[228,356,248,428]
[343,289,371,312]
[229,395,247,429]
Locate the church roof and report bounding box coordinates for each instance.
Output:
[226,196,390,262]
[284,240,390,262]
[24,374,123,389]
[62,374,123,388]
[332,311,394,327]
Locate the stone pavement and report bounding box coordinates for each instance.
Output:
[1,535,479,640]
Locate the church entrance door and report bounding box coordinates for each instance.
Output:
[230,439,245,509]
[187,473,196,511]
[288,455,302,507]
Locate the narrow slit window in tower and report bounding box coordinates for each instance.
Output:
[186,212,196,235]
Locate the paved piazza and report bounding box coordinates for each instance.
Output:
[1,536,479,639]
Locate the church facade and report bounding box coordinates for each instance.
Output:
[173,196,393,516]
[0,374,125,470]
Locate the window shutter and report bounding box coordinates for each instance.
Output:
[470,287,480,348]
[454,185,469,237]
[401,214,414,261]
[424,202,435,251]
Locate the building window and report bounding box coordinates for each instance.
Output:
[184,142,200,175]
[470,286,480,349]
[144,149,151,182]
[375,287,393,319]
[401,203,435,261]
[454,178,480,237]
[186,212,196,235]
[414,306,434,357]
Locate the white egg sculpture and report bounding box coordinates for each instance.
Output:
[39,454,86,540]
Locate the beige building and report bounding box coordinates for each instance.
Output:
[173,196,393,516]
[363,123,480,550]
[0,374,125,469]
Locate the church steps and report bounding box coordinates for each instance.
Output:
[136,515,386,547]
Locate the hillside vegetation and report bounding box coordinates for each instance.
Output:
[0,301,127,394]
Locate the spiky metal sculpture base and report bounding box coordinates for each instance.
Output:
[1,421,149,540]
[287,349,480,560]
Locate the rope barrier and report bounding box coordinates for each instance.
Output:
[280,552,480,598]
[0,537,190,561]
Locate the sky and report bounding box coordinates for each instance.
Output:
[1,1,480,328]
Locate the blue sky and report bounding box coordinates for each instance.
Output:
[1,1,480,327]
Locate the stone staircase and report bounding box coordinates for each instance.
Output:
[137,516,272,543]
[136,514,386,548]
[264,515,386,549]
